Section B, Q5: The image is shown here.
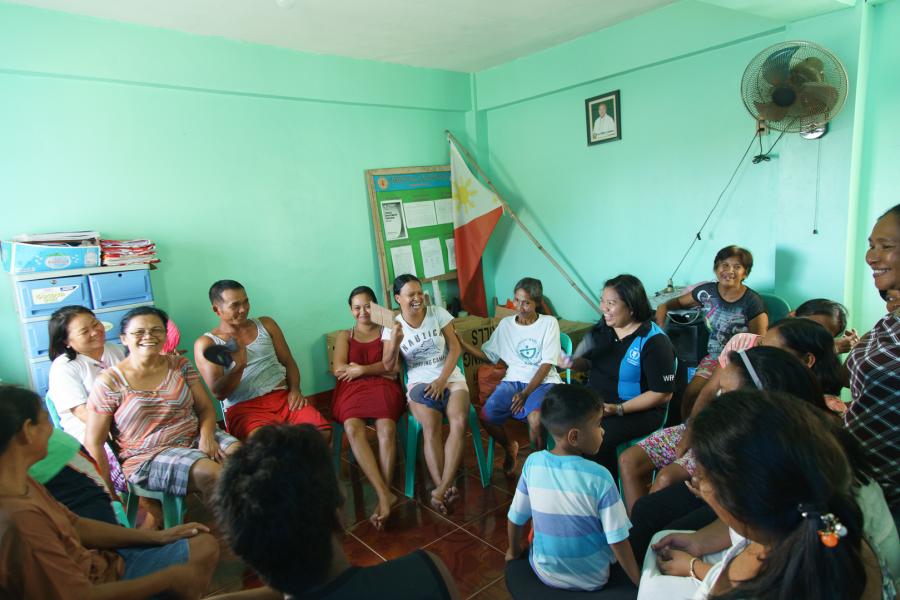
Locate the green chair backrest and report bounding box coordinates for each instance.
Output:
[44,395,62,429]
[760,293,791,324]
[559,332,572,384]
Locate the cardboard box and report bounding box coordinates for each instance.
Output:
[1,241,100,275]
[453,315,498,398]
[558,319,594,353]
[325,330,342,374]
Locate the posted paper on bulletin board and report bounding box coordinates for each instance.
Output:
[366,165,458,307]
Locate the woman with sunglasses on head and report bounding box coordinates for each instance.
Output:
[644,390,895,599]
[85,307,240,506]
[627,346,832,565]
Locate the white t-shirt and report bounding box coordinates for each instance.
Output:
[47,342,126,442]
[482,315,562,385]
[383,305,465,388]
[593,114,616,138]
[693,529,749,599]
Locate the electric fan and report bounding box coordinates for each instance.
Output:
[741,41,848,134]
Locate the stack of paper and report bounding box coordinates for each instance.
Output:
[100,239,160,266]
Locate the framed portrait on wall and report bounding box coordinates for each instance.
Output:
[585,90,621,146]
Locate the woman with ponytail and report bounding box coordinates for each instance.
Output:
[644,390,893,599]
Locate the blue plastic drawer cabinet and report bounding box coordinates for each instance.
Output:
[15,275,91,318]
[96,306,147,341]
[30,359,52,398]
[24,320,51,359]
[89,270,153,309]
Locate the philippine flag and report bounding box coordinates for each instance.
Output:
[450,141,503,317]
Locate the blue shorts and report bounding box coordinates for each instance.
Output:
[481,381,556,425]
[408,383,452,414]
[407,381,468,415]
[119,538,189,581]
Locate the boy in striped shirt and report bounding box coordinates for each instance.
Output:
[506,385,640,591]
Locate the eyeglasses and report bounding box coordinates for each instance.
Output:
[126,328,166,339]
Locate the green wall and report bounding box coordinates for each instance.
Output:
[0,3,470,393]
[473,1,866,324]
[2,0,895,394]
[850,0,900,331]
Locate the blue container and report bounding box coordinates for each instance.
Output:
[1,241,100,275]
[30,359,52,398]
[89,270,153,309]
[96,306,149,341]
[23,320,51,359]
[15,275,91,318]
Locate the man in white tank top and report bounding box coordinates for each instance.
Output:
[194,280,330,441]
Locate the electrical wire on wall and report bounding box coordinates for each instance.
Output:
[665,129,761,288]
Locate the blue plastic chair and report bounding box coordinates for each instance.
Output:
[482,332,572,479]
[402,356,492,498]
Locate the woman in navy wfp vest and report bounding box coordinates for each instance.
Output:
[564,274,676,480]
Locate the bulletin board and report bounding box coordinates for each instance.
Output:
[366,165,458,307]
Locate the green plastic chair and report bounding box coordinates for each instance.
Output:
[44,394,62,428]
[211,395,226,424]
[402,356,491,498]
[759,293,791,324]
[482,332,572,480]
[125,482,185,529]
[122,396,221,527]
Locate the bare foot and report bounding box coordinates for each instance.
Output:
[443,485,460,508]
[369,492,398,531]
[430,489,449,515]
[503,441,520,477]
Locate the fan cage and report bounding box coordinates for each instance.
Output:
[741,40,849,133]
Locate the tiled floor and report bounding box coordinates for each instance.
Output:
[202,418,538,599]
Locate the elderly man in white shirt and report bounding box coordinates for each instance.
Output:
[593,102,617,140]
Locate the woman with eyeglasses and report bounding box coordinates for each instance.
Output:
[85,307,240,503]
[646,390,893,600]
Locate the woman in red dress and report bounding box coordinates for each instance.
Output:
[332,286,405,530]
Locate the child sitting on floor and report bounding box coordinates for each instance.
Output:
[505,385,640,592]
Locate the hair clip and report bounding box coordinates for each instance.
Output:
[799,505,847,547]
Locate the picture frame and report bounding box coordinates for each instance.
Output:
[585,90,621,146]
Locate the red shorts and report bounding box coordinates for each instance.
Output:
[225,389,331,440]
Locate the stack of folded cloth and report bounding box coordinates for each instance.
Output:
[100,239,159,266]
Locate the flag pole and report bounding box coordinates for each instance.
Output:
[446,131,602,315]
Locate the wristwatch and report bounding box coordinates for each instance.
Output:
[616,403,624,417]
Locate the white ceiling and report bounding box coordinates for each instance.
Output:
[7,0,677,72]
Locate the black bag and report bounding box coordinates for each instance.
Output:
[664,310,709,368]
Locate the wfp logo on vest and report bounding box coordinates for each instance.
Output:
[625,348,640,366]
[516,338,541,365]
[663,374,675,382]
